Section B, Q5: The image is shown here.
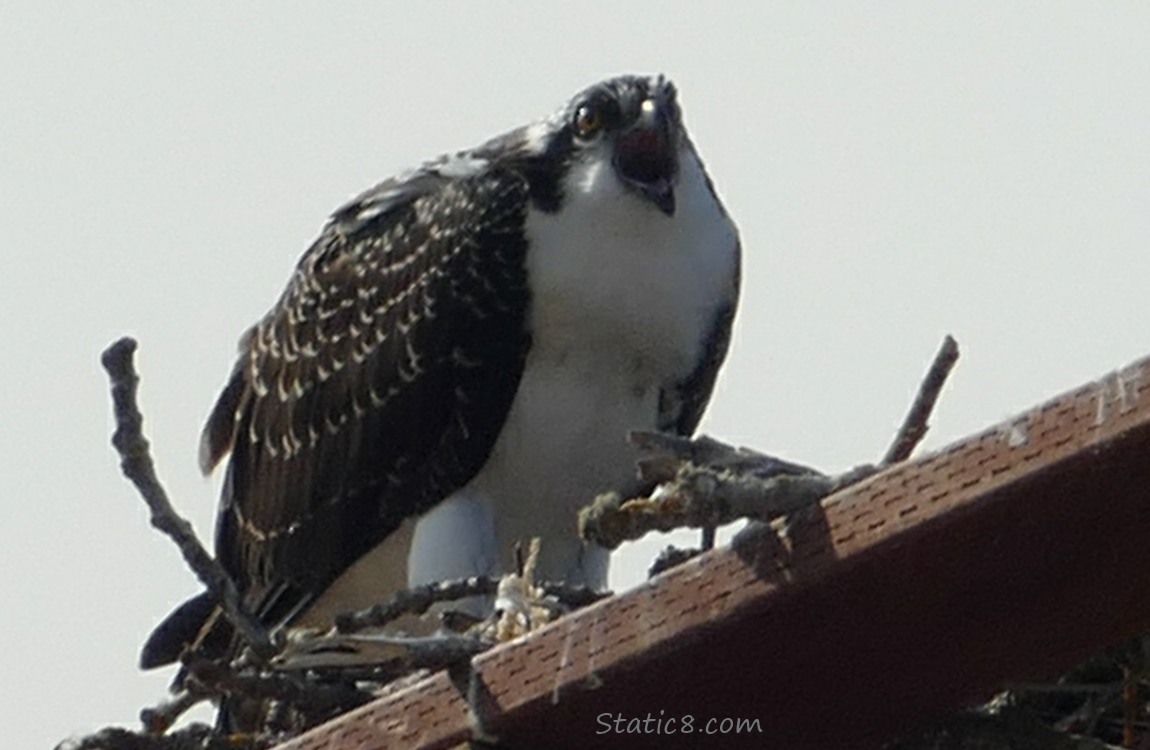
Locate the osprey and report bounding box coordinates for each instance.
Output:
[141,74,740,670]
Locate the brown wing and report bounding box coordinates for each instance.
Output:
[205,167,533,627]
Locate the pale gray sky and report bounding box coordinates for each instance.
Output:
[4,4,1150,747]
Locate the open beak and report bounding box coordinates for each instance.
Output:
[613,100,678,216]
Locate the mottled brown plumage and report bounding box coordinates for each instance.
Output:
[140,76,741,684]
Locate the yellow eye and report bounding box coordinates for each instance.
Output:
[574,103,604,138]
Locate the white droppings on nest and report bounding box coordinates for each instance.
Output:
[479,538,556,643]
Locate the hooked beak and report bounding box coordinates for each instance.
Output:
[613,100,678,216]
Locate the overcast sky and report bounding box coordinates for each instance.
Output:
[5,4,1150,748]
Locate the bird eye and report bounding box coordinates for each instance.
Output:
[573,101,605,139]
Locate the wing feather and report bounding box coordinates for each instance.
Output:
[206,168,532,627]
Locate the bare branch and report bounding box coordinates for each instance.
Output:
[539,581,611,609]
[274,631,491,672]
[882,334,960,465]
[578,337,960,552]
[579,467,842,550]
[334,576,500,633]
[138,690,207,736]
[629,431,821,483]
[100,337,275,661]
[184,657,369,715]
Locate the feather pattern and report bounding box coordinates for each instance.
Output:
[141,75,741,677]
[208,168,532,626]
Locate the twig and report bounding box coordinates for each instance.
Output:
[334,576,500,633]
[882,335,960,465]
[100,337,275,661]
[539,581,611,609]
[579,467,842,550]
[580,336,960,552]
[626,432,835,555]
[628,431,820,483]
[184,657,369,713]
[139,690,207,736]
[274,632,492,672]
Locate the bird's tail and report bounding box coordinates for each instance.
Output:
[141,593,280,734]
[139,591,228,669]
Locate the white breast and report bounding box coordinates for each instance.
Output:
[408,139,739,593]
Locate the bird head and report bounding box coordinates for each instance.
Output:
[473,74,688,218]
[561,75,682,216]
